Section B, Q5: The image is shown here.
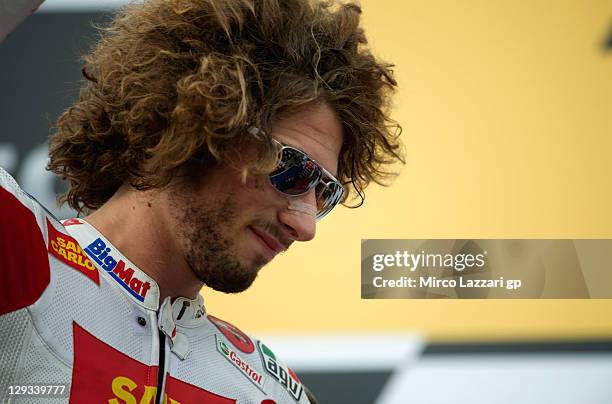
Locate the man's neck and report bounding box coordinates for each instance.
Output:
[83,184,203,302]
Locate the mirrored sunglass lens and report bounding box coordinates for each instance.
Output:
[269,148,321,195]
[315,182,343,219]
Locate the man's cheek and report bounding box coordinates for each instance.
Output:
[244,173,267,191]
[240,174,271,194]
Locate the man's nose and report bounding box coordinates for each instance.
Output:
[278,190,317,242]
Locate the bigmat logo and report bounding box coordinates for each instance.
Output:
[47,219,99,285]
[70,322,235,403]
[84,238,151,302]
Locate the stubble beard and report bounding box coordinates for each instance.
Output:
[174,196,265,294]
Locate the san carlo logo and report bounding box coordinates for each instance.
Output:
[46,219,99,285]
[70,323,235,403]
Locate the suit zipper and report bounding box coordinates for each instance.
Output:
[155,329,166,404]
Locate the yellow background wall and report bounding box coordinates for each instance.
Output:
[205,0,612,342]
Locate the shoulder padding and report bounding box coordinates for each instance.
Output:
[0,167,50,315]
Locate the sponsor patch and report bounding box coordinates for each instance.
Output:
[84,237,151,302]
[208,315,254,353]
[70,322,233,403]
[257,341,304,402]
[46,219,99,285]
[62,218,83,227]
[216,335,265,392]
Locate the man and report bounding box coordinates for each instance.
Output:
[0,0,403,402]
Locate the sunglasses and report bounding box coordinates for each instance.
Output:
[269,139,345,221]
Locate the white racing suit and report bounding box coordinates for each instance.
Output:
[0,167,314,404]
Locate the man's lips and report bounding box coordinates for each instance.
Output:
[249,226,286,259]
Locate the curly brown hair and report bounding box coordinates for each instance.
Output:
[48,0,404,214]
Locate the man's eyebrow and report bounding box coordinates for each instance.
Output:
[274,136,340,176]
[282,141,306,154]
[288,143,340,177]
[273,137,304,154]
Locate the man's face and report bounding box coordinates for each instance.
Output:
[167,101,344,293]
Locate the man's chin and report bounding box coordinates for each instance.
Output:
[195,261,262,294]
[205,273,258,294]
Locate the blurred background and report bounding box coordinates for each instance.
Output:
[1,0,611,402]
